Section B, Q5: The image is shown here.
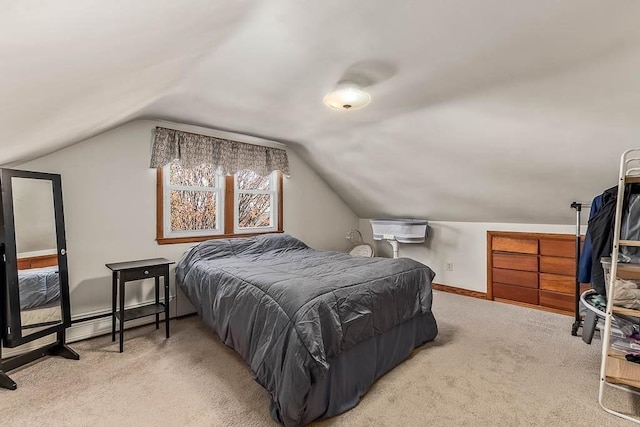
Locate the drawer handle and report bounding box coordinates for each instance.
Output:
[144,270,149,275]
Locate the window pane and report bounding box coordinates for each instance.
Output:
[169,163,216,187]
[170,190,217,232]
[236,170,271,191]
[238,193,271,228]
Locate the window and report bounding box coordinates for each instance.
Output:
[235,170,278,233]
[162,163,223,238]
[156,163,283,244]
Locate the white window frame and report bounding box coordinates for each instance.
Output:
[162,164,225,238]
[234,171,278,234]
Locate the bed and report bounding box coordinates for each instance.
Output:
[176,233,438,426]
[16,254,62,333]
[19,265,60,310]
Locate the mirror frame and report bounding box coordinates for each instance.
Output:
[0,168,71,348]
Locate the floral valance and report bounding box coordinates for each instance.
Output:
[150,127,290,176]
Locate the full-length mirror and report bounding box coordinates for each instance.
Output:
[0,169,71,348]
[13,177,62,337]
[0,169,77,391]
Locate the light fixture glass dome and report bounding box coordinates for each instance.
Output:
[323,82,371,110]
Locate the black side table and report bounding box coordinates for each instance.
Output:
[105,258,174,353]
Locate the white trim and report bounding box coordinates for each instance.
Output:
[17,249,58,258]
[236,188,273,195]
[234,171,278,234]
[235,227,275,234]
[153,120,287,150]
[167,185,219,193]
[162,164,224,238]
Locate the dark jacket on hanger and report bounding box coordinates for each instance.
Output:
[578,196,603,283]
[588,186,618,296]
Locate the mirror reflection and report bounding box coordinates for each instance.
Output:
[12,177,62,337]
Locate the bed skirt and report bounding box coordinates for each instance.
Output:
[271,312,438,425]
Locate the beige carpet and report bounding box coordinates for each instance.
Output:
[2,291,640,426]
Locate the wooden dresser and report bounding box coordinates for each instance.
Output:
[487,231,584,314]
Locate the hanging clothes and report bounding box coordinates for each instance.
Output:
[578,195,603,283]
[588,186,618,296]
[588,184,640,296]
[620,193,640,262]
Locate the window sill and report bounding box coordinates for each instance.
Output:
[156,230,284,245]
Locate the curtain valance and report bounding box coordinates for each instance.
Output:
[150,127,290,176]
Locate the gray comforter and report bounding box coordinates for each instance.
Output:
[18,266,60,310]
[176,234,436,426]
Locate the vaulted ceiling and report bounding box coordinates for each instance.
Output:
[3,1,640,223]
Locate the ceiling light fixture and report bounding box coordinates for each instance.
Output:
[323,81,371,111]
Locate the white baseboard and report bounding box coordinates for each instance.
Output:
[67,310,169,343]
[2,297,176,359]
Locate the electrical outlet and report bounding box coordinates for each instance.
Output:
[446,262,454,271]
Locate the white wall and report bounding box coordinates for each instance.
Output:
[12,177,57,254]
[12,119,357,329]
[359,219,576,293]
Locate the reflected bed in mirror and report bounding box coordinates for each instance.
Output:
[18,251,61,335]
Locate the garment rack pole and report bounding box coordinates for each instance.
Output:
[570,201,590,336]
[571,202,582,336]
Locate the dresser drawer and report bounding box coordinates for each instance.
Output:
[493,253,538,272]
[121,265,167,281]
[492,236,538,254]
[540,256,574,276]
[539,273,574,293]
[493,268,538,289]
[539,290,574,312]
[540,239,575,258]
[493,283,539,305]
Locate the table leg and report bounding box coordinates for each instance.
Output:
[111,272,117,342]
[164,269,170,339]
[155,276,160,330]
[119,276,125,353]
